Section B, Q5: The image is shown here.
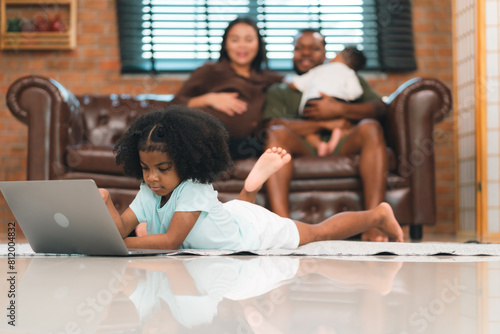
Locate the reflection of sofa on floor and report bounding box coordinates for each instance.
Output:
[6,75,451,240]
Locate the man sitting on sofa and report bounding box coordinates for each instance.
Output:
[263,29,389,242]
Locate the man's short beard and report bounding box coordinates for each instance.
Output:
[293,63,306,75]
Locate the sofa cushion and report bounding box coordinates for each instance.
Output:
[62,171,141,189]
[231,148,397,180]
[67,145,398,180]
[214,172,408,193]
[66,145,123,175]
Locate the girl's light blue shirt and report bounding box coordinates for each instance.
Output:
[129,180,260,250]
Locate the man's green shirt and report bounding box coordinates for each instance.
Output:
[263,75,380,121]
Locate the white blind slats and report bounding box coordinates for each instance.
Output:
[117,0,415,73]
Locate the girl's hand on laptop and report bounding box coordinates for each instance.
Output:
[99,188,110,202]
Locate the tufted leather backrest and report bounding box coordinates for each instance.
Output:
[77,94,172,147]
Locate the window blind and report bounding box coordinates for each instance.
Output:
[376,0,417,71]
[116,0,416,73]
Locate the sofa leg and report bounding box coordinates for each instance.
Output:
[410,225,423,241]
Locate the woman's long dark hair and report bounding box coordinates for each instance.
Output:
[218,17,267,72]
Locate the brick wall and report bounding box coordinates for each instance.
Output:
[0,0,454,234]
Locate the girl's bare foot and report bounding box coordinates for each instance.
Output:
[244,147,292,193]
[371,203,404,242]
[362,228,389,242]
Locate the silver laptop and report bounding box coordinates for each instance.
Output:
[0,179,175,256]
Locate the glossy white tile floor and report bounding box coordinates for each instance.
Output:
[1,255,499,334]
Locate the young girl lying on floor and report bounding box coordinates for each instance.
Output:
[100,105,404,250]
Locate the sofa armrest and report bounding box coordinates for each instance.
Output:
[385,78,452,224]
[6,75,83,180]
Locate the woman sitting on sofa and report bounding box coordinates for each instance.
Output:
[170,17,283,160]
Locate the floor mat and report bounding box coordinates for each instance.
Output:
[1,240,499,257]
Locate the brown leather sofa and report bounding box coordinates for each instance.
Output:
[6,75,451,240]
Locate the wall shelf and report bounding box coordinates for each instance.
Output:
[0,0,76,50]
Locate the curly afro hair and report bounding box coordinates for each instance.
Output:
[114,105,233,184]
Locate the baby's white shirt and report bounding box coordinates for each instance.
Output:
[293,62,363,114]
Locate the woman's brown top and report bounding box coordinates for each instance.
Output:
[171,60,283,138]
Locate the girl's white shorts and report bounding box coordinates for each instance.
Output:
[224,200,300,250]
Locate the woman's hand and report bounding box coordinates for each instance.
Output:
[189,92,247,116]
[207,92,248,116]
